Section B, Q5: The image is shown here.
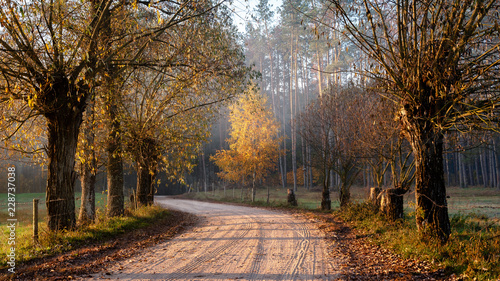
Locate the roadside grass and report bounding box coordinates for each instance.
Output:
[0,192,170,269]
[2,187,498,278]
[337,202,500,280]
[185,186,500,219]
[184,186,368,210]
[185,185,500,280]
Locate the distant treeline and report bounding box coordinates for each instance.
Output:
[0,162,186,195]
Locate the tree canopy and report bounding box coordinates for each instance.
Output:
[0,0,251,230]
[318,0,500,241]
[211,84,282,201]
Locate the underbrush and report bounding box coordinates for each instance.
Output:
[0,205,170,268]
[336,202,500,280]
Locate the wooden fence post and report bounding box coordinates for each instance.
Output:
[33,199,39,242]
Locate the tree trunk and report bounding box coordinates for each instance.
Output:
[475,155,481,186]
[490,147,496,187]
[136,164,151,206]
[290,33,298,193]
[282,60,287,188]
[279,153,285,189]
[302,134,307,189]
[316,42,323,98]
[445,153,451,186]
[339,183,350,208]
[404,122,451,242]
[480,149,487,187]
[277,54,287,189]
[148,168,157,204]
[287,188,297,206]
[78,148,96,224]
[45,106,83,231]
[494,138,500,189]
[252,172,256,202]
[79,99,96,224]
[201,150,207,193]
[307,145,313,189]
[458,142,468,188]
[106,97,124,217]
[136,138,159,206]
[369,187,381,209]
[321,169,331,210]
[380,188,405,221]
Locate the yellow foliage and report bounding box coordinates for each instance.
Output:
[211,84,282,184]
[286,166,322,185]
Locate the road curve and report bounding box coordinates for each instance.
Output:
[86,197,341,281]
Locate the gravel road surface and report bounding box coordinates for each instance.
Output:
[87,197,341,280]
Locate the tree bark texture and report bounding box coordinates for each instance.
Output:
[79,153,96,224]
[45,87,85,230]
[135,137,160,206]
[380,188,405,221]
[369,187,381,209]
[339,183,350,208]
[290,33,298,193]
[252,172,256,202]
[106,98,124,217]
[401,109,451,242]
[136,164,154,206]
[79,101,96,224]
[287,188,297,206]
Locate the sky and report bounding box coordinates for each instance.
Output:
[227,0,283,33]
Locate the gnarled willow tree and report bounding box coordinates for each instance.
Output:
[0,0,238,230]
[320,0,500,241]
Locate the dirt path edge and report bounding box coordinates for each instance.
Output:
[3,210,198,281]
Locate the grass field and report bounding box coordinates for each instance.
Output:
[0,191,169,269]
[0,192,110,267]
[0,192,108,223]
[187,185,500,221]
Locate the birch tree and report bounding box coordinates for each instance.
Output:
[211,85,282,202]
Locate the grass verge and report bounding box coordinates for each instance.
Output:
[336,202,500,280]
[1,204,170,269]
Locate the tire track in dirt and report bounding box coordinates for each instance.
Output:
[248,213,264,280]
[165,218,254,279]
[275,215,312,280]
[83,198,341,280]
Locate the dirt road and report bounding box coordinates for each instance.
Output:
[87,197,341,280]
